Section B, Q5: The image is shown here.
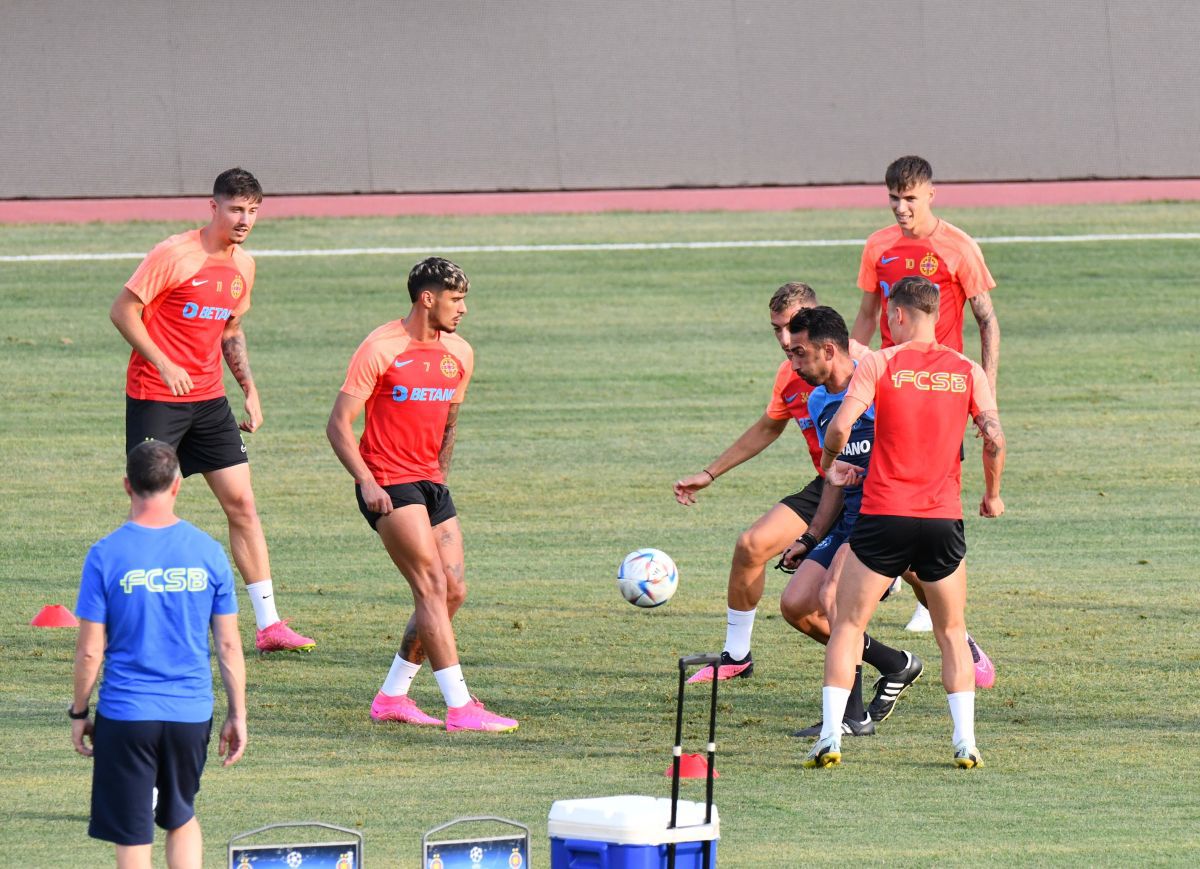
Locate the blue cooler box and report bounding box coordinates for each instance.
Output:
[548,795,719,869]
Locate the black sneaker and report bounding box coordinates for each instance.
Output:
[867,652,923,722]
[685,651,753,684]
[791,716,876,738]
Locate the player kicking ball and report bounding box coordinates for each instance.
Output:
[803,277,1005,770]
[327,257,516,732]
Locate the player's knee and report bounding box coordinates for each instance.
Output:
[445,576,467,611]
[734,527,774,568]
[409,569,448,602]
[218,488,259,525]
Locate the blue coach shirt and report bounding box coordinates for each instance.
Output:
[75,520,237,723]
[808,372,876,522]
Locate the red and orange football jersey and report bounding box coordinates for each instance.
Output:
[124,229,255,402]
[765,359,823,474]
[340,321,473,486]
[846,341,995,519]
[857,222,995,351]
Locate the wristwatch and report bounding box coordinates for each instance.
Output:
[67,704,90,720]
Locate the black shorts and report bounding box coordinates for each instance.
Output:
[849,514,966,582]
[89,713,212,845]
[778,475,825,525]
[356,481,457,531]
[126,396,247,478]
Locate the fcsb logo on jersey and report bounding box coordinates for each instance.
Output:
[890,370,967,392]
[919,253,939,276]
[439,355,459,378]
[120,567,209,593]
[230,275,245,299]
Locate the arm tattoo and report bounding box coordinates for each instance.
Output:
[970,293,1000,385]
[975,410,1005,457]
[439,405,460,478]
[221,325,256,393]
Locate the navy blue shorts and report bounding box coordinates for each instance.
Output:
[89,713,212,845]
[805,512,856,569]
[356,480,457,531]
[126,396,247,478]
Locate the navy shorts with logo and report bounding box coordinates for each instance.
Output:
[126,396,247,478]
[849,514,967,582]
[89,713,212,845]
[805,512,855,570]
[356,480,457,531]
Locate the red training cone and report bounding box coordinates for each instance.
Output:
[665,753,719,779]
[31,605,79,628]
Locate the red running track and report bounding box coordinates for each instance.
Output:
[1,179,1198,224]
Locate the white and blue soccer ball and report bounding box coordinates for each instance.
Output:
[618,548,679,608]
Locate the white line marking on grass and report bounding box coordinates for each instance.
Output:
[2,233,1197,263]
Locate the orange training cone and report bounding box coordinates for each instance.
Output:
[31,605,78,628]
[665,753,718,779]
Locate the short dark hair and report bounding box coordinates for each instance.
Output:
[885,155,933,192]
[769,281,817,314]
[889,276,940,315]
[407,257,469,302]
[787,305,849,353]
[126,440,180,496]
[213,168,263,203]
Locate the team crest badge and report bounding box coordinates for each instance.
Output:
[335,851,354,869]
[429,854,444,869]
[509,846,524,868]
[230,275,245,299]
[440,355,459,378]
[919,253,939,276]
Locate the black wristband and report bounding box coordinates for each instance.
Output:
[67,704,89,720]
[798,532,819,552]
[701,469,715,482]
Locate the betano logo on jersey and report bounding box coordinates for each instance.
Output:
[890,370,967,392]
[392,386,457,403]
[120,567,209,594]
[181,302,233,321]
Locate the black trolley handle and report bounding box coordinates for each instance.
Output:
[669,653,721,869]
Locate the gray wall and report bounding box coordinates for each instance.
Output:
[2,1,1197,198]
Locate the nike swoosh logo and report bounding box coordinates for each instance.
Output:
[394,359,413,368]
[784,392,800,402]
[881,256,899,265]
[191,279,208,286]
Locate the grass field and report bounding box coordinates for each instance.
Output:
[1,203,1198,866]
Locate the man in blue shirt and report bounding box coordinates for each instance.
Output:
[72,440,246,867]
[777,306,923,738]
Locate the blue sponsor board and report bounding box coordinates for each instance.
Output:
[425,835,528,868]
[230,841,360,868]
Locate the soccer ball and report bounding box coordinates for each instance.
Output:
[618,548,679,608]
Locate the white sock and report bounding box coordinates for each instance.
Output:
[247,579,280,630]
[434,664,471,708]
[724,607,757,660]
[380,655,422,697]
[948,691,976,746]
[821,686,851,739]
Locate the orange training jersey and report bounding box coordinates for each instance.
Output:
[124,229,255,402]
[846,341,995,519]
[340,321,473,486]
[765,360,822,473]
[857,221,995,351]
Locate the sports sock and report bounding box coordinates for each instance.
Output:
[862,633,908,675]
[380,655,422,697]
[845,666,867,722]
[948,691,976,746]
[723,607,756,660]
[246,579,281,630]
[820,686,851,739]
[434,665,472,709]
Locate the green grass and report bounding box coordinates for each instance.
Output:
[1,204,1199,866]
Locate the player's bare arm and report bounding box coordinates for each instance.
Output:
[221,315,261,432]
[849,292,882,347]
[819,397,870,473]
[326,391,392,514]
[211,612,247,766]
[969,292,1001,395]
[109,288,193,396]
[973,408,1006,518]
[673,413,788,505]
[780,482,844,570]
[70,618,104,757]
[438,403,460,480]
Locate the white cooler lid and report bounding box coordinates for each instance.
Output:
[548,795,719,845]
